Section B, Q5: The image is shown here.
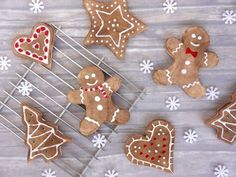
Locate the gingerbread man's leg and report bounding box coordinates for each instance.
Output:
[182,80,206,98]
[108,105,130,125]
[80,117,101,136]
[152,69,173,85]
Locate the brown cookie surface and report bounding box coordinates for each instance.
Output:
[125,119,175,173]
[207,91,236,144]
[152,26,219,98]
[83,0,147,59]
[67,66,130,136]
[22,103,71,162]
[12,23,55,69]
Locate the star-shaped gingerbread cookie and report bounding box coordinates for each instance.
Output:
[83,0,147,59]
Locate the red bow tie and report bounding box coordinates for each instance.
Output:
[186,47,198,58]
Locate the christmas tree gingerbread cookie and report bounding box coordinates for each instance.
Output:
[67,66,130,136]
[22,103,71,162]
[12,23,55,69]
[207,91,236,144]
[125,119,175,173]
[153,26,219,98]
[83,0,147,59]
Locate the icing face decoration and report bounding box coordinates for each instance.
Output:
[12,23,55,69]
[22,103,71,162]
[83,0,147,59]
[78,66,104,88]
[183,26,210,51]
[125,119,175,173]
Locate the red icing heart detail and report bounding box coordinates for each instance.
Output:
[125,119,175,173]
[12,23,55,69]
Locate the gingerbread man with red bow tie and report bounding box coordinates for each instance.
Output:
[153,26,219,98]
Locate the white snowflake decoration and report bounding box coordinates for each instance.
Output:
[92,134,107,149]
[163,0,177,14]
[139,60,154,74]
[165,96,180,111]
[206,86,220,101]
[214,165,229,177]
[17,81,33,96]
[41,169,56,177]
[222,10,236,25]
[0,56,11,71]
[105,169,118,177]
[184,129,198,144]
[29,0,44,14]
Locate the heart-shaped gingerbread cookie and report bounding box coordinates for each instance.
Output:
[125,119,175,173]
[12,23,55,69]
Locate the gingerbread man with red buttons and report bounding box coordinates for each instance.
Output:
[68,66,130,136]
[153,26,219,98]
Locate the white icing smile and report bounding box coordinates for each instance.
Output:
[86,80,98,86]
[190,42,200,47]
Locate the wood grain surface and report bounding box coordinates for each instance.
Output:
[0,0,235,177]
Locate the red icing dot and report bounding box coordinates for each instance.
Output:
[39,57,43,60]
[153,138,157,141]
[85,88,88,91]
[162,150,166,154]
[150,143,154,146]
[163,138,166,141]
[44,55,47,59]
[44,47,48,52]
[33,34,37,38]
[151,157,155,161]
[15,43,19,48]
[45,39,49,44]
[163,144,166,148]
[25,51,30,55]
[32,54,38,58]
[34,44,39,49]
[45,30,49,36]
[41,26,46,31]
[145,155,149,158]
[36,28,41,33]
[158,155,162,159]
[139,152,143,155]
[19,38,24,43]
[143,144,147,148]
[27,38,31,43]
[18,48,23,52]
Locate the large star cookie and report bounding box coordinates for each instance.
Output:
[125,119,175,173]
[207,92,236,144]
[83,0,147,59]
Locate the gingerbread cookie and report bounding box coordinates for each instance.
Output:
[22,103,71,161]
[68,66,130,136]
[125,119,175,173]
[83,0,147,59]
[152,26,219,98]
[12,23,55,69]
[207,91,236,144]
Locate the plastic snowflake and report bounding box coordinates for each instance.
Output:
[222,10,236,25]
[92,134,107,149]
[139,60,154,74]
[0,56,11,71]
[29,0,44,14]
[105,169,118,177]
[41,169,56,177]
[184,129,198,144]
[17,81,33,96]
[165,96,180,111]
[163,0,177,14]
[206,86,220,101]
[214,165,229,177]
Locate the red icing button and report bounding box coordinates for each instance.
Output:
[19,38,24,43]
[39,57,43,60]
[44,55,47,59]
[45,30,49,36]
[44,47,48,52]
[41,26,46,31]
[32,54,38,58]
[18,48,23,52]
[33,34,37,38]
[27,38,31,43]
[25,51,30,55]
[36,28,41,33]
[15,43,19,48]
[45,39,49,44]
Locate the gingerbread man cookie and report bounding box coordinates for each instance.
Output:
[207,91,236,144]
[153,26,219,98]
[125,119,175,173]
[22,103,71,162]
[67,66,130,136]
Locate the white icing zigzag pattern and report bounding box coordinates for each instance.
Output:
[204,52,208,66]
[85,117,100,127]
[172,43,183,54]
[182,81,200,89]
[165,69,173,84]
[80,88,85,104]
[102,82,113,93]
[110,109,120,123]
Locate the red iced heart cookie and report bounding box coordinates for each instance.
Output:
[12,23,55,69]
[125,119,175,173]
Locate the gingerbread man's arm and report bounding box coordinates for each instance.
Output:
[67,89,83,104]
[200,51,219,68]
[166,37,183,57]
[104,76,122,92]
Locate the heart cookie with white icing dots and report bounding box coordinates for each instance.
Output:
[125,119,175,173]
[12,23,55,69]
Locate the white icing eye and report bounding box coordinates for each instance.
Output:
[85,75,89,79]
[91,73,96,78]
[198,36,202,40]
[191,33,196,38]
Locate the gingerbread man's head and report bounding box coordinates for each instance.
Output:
[183,26,210,52]
[78,66,104,88]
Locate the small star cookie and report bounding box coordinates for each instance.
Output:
[83,0,147,59]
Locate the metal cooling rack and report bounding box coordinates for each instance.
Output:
[0,24,145,177]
